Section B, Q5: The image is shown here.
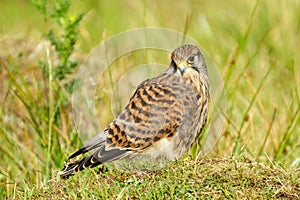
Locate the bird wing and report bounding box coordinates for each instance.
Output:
[106,80,184,150]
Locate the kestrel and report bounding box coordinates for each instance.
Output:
[59,44,210,178]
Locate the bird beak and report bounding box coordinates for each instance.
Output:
[177,62,187,74]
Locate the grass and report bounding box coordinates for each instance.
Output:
[0,0,300,199]
[23,157,300,199]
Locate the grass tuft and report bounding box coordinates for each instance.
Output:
[29,157,300,199]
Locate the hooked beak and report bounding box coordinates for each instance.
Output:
[177,62,187,74]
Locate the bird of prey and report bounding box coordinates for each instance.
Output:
[59,44,210,178]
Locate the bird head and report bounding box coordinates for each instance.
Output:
[171,44,207,76]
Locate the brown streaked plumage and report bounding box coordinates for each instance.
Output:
[59,44,210,178]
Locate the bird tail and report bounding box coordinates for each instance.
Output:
[58,133,127,179]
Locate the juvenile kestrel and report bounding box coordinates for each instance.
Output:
[59,44,210,178]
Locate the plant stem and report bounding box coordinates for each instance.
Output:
[46,41,54,179]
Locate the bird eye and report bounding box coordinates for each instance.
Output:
[187,55,196,64]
